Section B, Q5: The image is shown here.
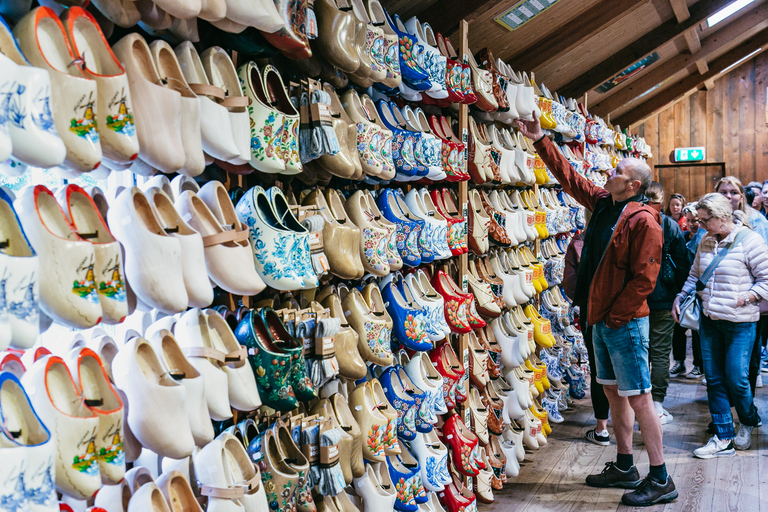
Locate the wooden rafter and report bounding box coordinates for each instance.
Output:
[591,3,768,116]
[669,0,709,73]
[557,0,733,99]
[614,28,768,127]
[416,0,497,36]
[505,0,649,74]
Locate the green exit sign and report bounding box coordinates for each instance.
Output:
[674,147,706,162]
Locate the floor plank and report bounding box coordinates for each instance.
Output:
[481,352,768,512]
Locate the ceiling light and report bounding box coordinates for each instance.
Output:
[707,0,757,27]
[720,48,762,74]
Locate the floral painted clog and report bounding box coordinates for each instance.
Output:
[381,280,431,352]
[348,380,388,462]
[377,189,421,267]
[260,307,316,402]
[238,61,285,174]
[234,309,297,411]
[440,413,479,477]
[235,186,313,291]
[342,286,393,367]
[379,365,419,441]
[344,190,390,277]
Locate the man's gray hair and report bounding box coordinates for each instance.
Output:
[619,157,652,195]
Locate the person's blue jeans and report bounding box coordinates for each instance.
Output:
[700,315,761,439]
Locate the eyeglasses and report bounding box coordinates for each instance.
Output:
[699,216,714,225]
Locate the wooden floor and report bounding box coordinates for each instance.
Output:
[482,355,768,511]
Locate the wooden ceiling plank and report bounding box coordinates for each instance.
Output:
[591,4,768,115]
[614,28,768,126]
[416,0,498,36]
[557,0,733,99]
[505,0,648,74]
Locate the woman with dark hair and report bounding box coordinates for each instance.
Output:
[666,193,687,232]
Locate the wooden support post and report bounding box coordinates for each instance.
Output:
[457,18,471,490]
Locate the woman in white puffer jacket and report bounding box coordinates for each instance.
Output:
[673,193,768,459]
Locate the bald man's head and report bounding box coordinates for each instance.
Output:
[618,157,652,195]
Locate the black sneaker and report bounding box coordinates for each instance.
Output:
[669,361,686,378]
[686,366,704,379]
[621,475,678,507]
[586,462,642,489]
[585,428,610,446]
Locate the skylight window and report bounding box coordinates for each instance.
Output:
[720,48,762,74]
[707,0,757,27]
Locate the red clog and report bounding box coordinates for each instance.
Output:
[440,413,479,477]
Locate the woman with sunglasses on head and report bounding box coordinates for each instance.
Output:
[673,193,768,458]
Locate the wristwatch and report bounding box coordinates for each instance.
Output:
[743,293,752,304]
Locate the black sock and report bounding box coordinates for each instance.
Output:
[616,453,633,471]
[648,463,668,483]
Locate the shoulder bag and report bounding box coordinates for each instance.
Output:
[678,229,750,330]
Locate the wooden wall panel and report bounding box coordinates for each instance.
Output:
[636,50,768,198]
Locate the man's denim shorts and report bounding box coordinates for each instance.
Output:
[592,317,651,397]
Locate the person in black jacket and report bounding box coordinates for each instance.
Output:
[645,183,690,424]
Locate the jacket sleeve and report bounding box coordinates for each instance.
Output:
[605,213,663,328]
[744,232,768,301]
[533,137,609,212]
[750,211,768,245]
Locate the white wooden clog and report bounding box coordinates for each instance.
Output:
[146,328,215,447]
[15,185,102,329]
[0,372,57,512]
[65,347,125,485]
[107,187,188,314]
[14,7,102,173]
[58,184,127,324]
[112,336,195,459]
[145,187,213,309]
[21,354,102,500]
[173,308,233,421]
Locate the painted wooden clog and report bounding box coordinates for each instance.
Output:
[21,355,102,500]
[61,7,139,166]
[15,7,102,173]
[15,185,102,328]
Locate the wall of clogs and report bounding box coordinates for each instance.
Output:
[0,2,651,512]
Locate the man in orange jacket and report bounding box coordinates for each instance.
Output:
[517,113,675,507]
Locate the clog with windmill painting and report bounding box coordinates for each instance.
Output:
[15,185,102,329]
[14,7,102,173]
[64,347,125,485]
[57,184,127,325]
[60,7,139,166]
[21,354,102,500]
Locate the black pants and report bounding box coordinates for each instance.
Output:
[585,324,610,421]
[672,324,702,368]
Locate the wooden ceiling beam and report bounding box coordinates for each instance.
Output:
[557,0,733,99]
[670,0,709,72]
[505,0,648,74]
[591,3,768,116]
[416,0,498,36]
[614,29,768,127]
